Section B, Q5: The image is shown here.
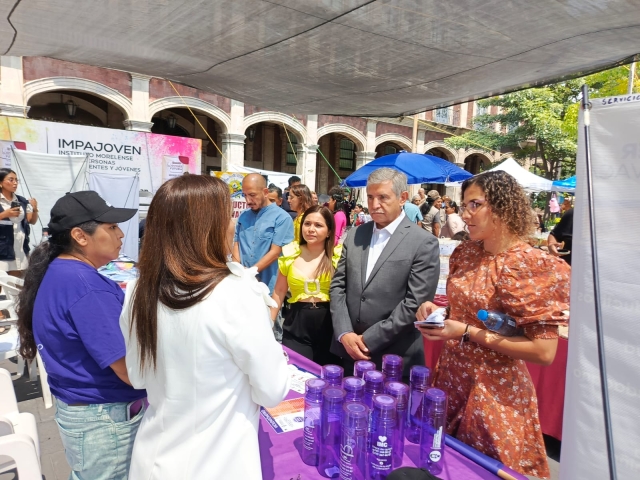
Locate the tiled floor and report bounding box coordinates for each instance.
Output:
[1,357,560,480]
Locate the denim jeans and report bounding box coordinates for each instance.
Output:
[54,398,145,480]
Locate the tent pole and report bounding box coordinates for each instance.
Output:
[581,84,617,480]
[628,62,636,95]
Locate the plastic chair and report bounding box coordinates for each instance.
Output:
[0,313,25,381]
[0,368,41,476]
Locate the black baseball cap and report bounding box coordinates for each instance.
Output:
[48,191,137,234]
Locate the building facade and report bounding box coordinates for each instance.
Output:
[0,56,511,193]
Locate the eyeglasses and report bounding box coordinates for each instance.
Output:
[459,199,486,214]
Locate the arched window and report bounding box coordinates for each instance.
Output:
[383,144,397,156]
[339,138,356,170]
[286,131,298,165]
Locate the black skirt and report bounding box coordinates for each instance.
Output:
[282,301,340,366]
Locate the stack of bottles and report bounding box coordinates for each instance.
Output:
[300,362,449,479]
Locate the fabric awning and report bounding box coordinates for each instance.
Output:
[2,1,639,116]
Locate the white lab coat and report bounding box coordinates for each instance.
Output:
[120,263,290,479]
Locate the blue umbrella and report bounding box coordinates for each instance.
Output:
[552,175,576,191]
[341,151,472,187]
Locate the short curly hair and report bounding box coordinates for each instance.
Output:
[461,170,535,238]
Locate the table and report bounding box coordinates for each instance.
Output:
[259,348,527,480]
[422,337,568,441]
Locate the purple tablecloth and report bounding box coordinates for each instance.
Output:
[259,348,527,480]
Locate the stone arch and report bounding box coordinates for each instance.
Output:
[464,149,493,168]
[316,123,366,151]
[149,96,230,132]
[374,133,412,151]
[244,111,307,144]
[423,141,458,162]
[24,77,133,119]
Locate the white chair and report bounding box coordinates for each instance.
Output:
[0,312,25,381]
[0,368,41,477]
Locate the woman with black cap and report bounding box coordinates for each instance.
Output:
[17,191,146,480]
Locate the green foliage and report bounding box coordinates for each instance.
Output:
[444,64,638,179]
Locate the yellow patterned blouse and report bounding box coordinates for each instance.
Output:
[278,242,343,303]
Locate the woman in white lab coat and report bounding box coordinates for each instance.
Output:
[120,175,290,479]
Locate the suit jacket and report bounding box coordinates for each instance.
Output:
[330,215,440,377]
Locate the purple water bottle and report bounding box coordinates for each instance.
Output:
[339,402,368,480]
[354,360,376,379]
[343,377,366,404]
[384,381,408,467]
[303,378,328,466]
[405,365,431,444]
[362,371,385,409]
[381,354,403,383]
[322,364,345,387]
[367,394,397,480]
[419,388,448,475]
[319,387,346,478]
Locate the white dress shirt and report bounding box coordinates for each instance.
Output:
[365,211,406,282]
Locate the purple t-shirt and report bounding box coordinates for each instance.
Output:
[32,258,145,404]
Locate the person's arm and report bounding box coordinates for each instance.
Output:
[109,357,132,385]
[254,244,282,272]
[270,271,288,322]
[546,233,563,256]
[361,234,440,353]
[0,207,21,220]
[26,199,38,225]
[433,213,441,237]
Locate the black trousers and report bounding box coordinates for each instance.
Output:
[282,301,341,367]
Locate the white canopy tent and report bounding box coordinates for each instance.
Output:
[488,158,553,192]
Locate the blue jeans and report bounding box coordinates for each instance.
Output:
[54,398,145,480]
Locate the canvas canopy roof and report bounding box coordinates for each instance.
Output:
[488,158,553,192]
[2,1,639,116]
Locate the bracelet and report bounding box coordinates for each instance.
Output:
[459,324,471,347]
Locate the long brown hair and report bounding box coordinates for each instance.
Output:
[299,205,336,279]
[130,175,232,371]
[289,184,312,213]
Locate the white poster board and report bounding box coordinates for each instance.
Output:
[560,94,640,479]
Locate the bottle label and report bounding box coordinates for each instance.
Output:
[340,438,356,479]
[303,409,320,451]
[370,435,392,472]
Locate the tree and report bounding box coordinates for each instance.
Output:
[444,65,638,179]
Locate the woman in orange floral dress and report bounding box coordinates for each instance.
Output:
[416,171,570,479]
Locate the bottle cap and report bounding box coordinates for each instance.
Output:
[372,394,397,418]
[382,354,403,368]
[343,402,369,429]
[477,309,488,321]
[425,387,448,410]
[354,360,376,378]
[321,364,344,386]
[306,378,328,395]
[363,370,385,392]
[409,365,431,386]
[342,376,365,394]
[384,381,409,407]
[323,387,346,408]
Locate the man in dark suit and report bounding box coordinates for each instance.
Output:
[330,168,440,378]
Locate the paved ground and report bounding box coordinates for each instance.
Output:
[1,356,560,480]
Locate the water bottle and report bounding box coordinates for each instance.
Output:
[339,402,368,480]
[343,377,366,404]
[367,394,397,480]
[419,388,448,476]
[354,360,376,379]
[381,354,403,383]
[405,365,431,444]
[362,371,385,409]
[303,378,328,466]
[322,364,345,387]
[318,387,346,478]
[477,309,523,337]
[384,381,408,468]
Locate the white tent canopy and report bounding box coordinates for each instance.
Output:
[2,1,639,116]
[488,158,553,192]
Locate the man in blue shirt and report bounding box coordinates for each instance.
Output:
[403,195,423,225]
[233,173,294,293]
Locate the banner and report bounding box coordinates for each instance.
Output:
[0,116,201,193]
[560,95,640,479]
[213,171,247,218]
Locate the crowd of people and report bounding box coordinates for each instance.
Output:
[13,167,570,479]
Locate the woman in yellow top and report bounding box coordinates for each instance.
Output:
[271,205,341,365]
[287,184,312,243]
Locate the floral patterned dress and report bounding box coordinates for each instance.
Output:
[433,240,570,478]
